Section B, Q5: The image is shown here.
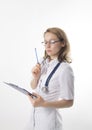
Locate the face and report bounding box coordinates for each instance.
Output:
[44,32,64,59]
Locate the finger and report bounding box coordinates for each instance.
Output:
[32,67,40,73]
[32,69,39,75]
[28,95,33,100]
[36,64,41,69]
[32,92,40,98]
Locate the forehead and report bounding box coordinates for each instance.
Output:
[44,32,58,40]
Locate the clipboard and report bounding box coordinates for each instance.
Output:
[3,82,37,98]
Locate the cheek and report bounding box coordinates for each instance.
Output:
[53,45,62,52]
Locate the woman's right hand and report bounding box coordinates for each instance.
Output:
[31,63,41,79]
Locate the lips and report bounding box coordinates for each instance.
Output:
[46,50,52,54]
[46,50,51,52]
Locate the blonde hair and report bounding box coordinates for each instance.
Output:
[43,27,72,63]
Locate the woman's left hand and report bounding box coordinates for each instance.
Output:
[28,92,45,107]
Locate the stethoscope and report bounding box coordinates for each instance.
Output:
[41,62,61,93]
[34,48,61,93]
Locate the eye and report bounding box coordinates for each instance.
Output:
[41,39,61,45]
[41,41,47,45]
[49,40,56,44]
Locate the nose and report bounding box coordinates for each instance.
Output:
[45,42,51,48]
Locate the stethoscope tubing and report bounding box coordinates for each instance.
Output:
[42,62,61,93]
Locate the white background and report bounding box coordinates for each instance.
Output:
[0,0,92,130]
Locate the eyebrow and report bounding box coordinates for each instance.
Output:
[44,39,60,41]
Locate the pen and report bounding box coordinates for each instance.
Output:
[35,48,39,63]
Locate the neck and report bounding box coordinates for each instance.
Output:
[49,57,57,61]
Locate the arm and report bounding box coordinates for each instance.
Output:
[30,64,41,89]
[28,93,73,108]
[30,78,39,89]
[42,99,73,108]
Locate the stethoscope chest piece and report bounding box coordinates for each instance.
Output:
[41,87,49,93]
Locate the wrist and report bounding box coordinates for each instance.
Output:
[42,101,49,107]
[33,75,40,81]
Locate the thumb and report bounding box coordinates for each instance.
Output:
[32,92,39,97]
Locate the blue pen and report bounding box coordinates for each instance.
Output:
[35,48,39,63]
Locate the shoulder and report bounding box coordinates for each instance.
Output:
[59,62,74,77]
[60,62,73,71]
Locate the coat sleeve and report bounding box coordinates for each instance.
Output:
[58,65,74,100]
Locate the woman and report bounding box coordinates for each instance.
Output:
[28,27,74,130]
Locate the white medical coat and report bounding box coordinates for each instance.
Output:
[26,58,74,130]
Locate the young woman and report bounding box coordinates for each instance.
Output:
[28,27,74,130]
